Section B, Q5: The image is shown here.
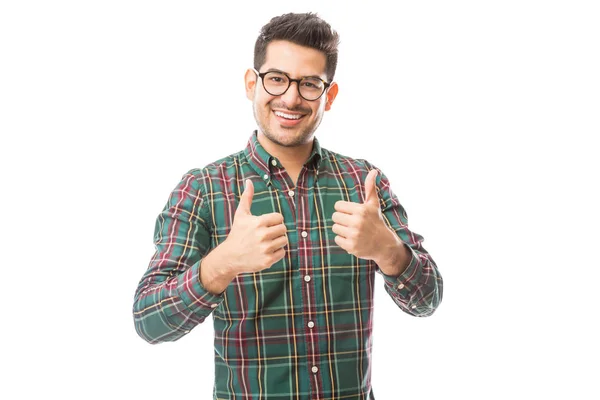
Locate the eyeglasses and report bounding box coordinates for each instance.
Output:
[253,68,331,101]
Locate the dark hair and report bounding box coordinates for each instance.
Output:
[254,12,340,82]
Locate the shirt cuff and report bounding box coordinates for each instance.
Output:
[176,259,224,318]
[380,245,422,300]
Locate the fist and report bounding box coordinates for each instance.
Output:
[225,179,289,274]
[332,169,389,261]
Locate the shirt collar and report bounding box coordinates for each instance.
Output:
[243,130,323,180]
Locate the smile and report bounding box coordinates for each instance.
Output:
[273,110,305,120]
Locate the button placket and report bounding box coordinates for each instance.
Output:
[293,172,321,389]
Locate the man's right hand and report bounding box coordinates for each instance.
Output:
[223,179,289,275]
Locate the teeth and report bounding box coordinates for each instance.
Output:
[274,111,302,120]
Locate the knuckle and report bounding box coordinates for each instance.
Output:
[261,254,272,266]
[258,230,269,242]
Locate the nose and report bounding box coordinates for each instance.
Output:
[280,80,303,106]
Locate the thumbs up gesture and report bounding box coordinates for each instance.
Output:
[332,170,393,261]
[224,179,289,275]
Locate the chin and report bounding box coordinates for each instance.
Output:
[271,127,309,146]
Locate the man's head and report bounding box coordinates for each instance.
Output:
[245,12,340,149]
[254,12,340,82]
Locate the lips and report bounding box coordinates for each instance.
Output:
[274,110,302,119]
[273,110,305,126]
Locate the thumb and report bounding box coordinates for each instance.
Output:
[364,169,379,205]
[237,179,254,215]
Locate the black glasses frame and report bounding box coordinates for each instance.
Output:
[252,68,331,101]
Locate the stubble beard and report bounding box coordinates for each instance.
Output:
[253,101,324,148]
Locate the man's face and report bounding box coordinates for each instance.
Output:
[245,40,338,148]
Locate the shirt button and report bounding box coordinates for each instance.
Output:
[288,190,295,197]
[263,174,269,180]
[411,304,417,309]
[397,283,404,290]
[308,321,314,328]
[311,366,319,374]
[301,231,308,238]
[304,275,311,282]
[271,159,277,166]
[210,303,218,308]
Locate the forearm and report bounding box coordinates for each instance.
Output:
[374,228,411,278]
[375,210,442,317]
[381,253,442,317]
[133,259,224,344]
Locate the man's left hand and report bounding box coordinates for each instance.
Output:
[332,169,396,262]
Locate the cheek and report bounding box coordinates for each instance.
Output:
[259,97,275,114]
[255,98,271,116]
[314,101,326,115]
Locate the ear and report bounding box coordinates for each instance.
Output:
[244,68,257,101]
[324,81,339,111]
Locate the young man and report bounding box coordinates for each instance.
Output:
[133,12,443,399]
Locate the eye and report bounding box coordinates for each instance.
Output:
[265,72,288,85]
[301,78,323,90]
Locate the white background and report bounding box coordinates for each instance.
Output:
[1,1,599,399]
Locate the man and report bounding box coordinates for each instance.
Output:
[133,12,442,399]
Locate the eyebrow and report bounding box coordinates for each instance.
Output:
[265,68,325,81]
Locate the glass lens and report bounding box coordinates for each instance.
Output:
[299,78,325,100]
[263,72,289,95]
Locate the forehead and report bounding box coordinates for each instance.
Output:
[263,40,327,78]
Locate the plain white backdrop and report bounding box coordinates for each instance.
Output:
[1,1,599,399]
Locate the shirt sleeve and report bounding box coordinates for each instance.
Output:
[365,161,443,317]
[132,170,224,344]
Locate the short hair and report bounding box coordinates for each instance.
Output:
[254,12,340,82]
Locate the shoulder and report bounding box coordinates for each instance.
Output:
[320,146,395,195]
[320,146,379,174]
[179,149,246,191]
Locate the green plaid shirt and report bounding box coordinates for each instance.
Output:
[133,131,443,399]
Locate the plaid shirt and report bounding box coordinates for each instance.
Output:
[133,131,443,399]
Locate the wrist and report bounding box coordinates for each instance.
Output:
[200,242,238,295]
[374,227,399,262]
[375,229,409,277]
[212,240,238,280]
